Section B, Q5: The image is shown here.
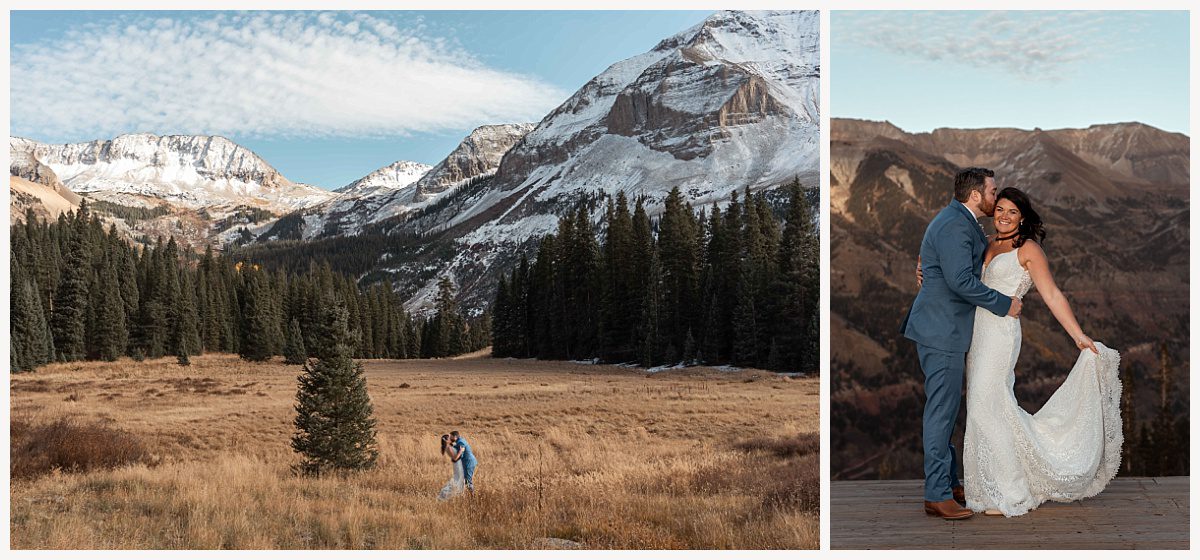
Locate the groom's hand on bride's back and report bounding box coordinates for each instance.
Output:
[1007,297,1022,318]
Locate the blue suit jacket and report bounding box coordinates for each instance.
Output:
[455,437,477,465]
[901,201,1010,353]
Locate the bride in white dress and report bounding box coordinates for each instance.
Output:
[437,434,466,501]
[963,187,1122,517]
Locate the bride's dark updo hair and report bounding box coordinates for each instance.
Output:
[996,187,1046,248]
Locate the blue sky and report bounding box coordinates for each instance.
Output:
[10,10,711,188]
[832,11,1189,135]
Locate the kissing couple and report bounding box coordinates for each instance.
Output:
[437,430,478,501]
[902,167,1123,519]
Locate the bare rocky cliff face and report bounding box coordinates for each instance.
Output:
[411,123,537,202]
[605,60,791,161]
[830,118,1189,480]
[10,138,68,191]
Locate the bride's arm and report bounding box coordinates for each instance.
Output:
[1021,242,1099,354]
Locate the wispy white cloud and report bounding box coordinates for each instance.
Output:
[12,12,567,140]
[838,11,1141,80]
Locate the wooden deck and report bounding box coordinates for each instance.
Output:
[831,477,1189,549]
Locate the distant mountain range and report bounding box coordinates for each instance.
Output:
[10,10,820,311]
[9,133,336,244]
[830,117,1189,480]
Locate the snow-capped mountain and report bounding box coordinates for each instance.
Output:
[336,160,433,198]
[260,123,534,241]
[376,123,537,218]
[10,134,337,247]
[381,10,821,309]
[10,134,335,213]
[467,10,817,221]
[266,159,431,240]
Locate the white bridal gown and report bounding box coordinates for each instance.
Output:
[963,249,1123,517]
[438,459,466,501]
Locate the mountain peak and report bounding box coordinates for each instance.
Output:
[692,10,819,61]
[380,10,820,309]
[337,160,432,195]
[12,133,334,212]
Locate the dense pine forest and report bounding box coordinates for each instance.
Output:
[491,180,819,373]
[9,203,489,372]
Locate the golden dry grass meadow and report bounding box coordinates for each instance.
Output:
[10,352,818,549]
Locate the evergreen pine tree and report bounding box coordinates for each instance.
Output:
[92,262,128,361]
[639,253,664,367]
[767,338,783,372]
[492,275,511,357]
[681,329,698,366]
[118,249,140,353]
[283,318,308,365]
[405,316,422,359]
[775,179,819,372]
[731,264,760,367]
[432,277,461,358]
[173,270,201,361]
[512,254,530,358]
[11,258,54,372]
[528,234,558,358]
[239,267,279,361]
[292,297,379,475]
[599,193,636,362]
[658,186,700,356]
[51,233,90,361]
[10,256,29,371]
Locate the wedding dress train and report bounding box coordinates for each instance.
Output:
[438,459,466,501]
[963,249,1123,517]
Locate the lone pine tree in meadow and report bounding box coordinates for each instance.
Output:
[291,296,379,475]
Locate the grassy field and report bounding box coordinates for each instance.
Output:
[10,352,819,549]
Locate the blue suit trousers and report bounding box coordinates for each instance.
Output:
[918,342,964,502]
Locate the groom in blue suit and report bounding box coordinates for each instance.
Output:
[450,431,478,494]
[901,167,1021,520]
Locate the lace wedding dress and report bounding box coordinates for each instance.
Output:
[437,459,466,501]
[963,249,1123,517]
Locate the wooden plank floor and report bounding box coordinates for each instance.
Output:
[831,477,1189,549]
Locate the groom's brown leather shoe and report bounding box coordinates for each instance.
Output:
[924,499,973,520]
[953,485,966,506]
